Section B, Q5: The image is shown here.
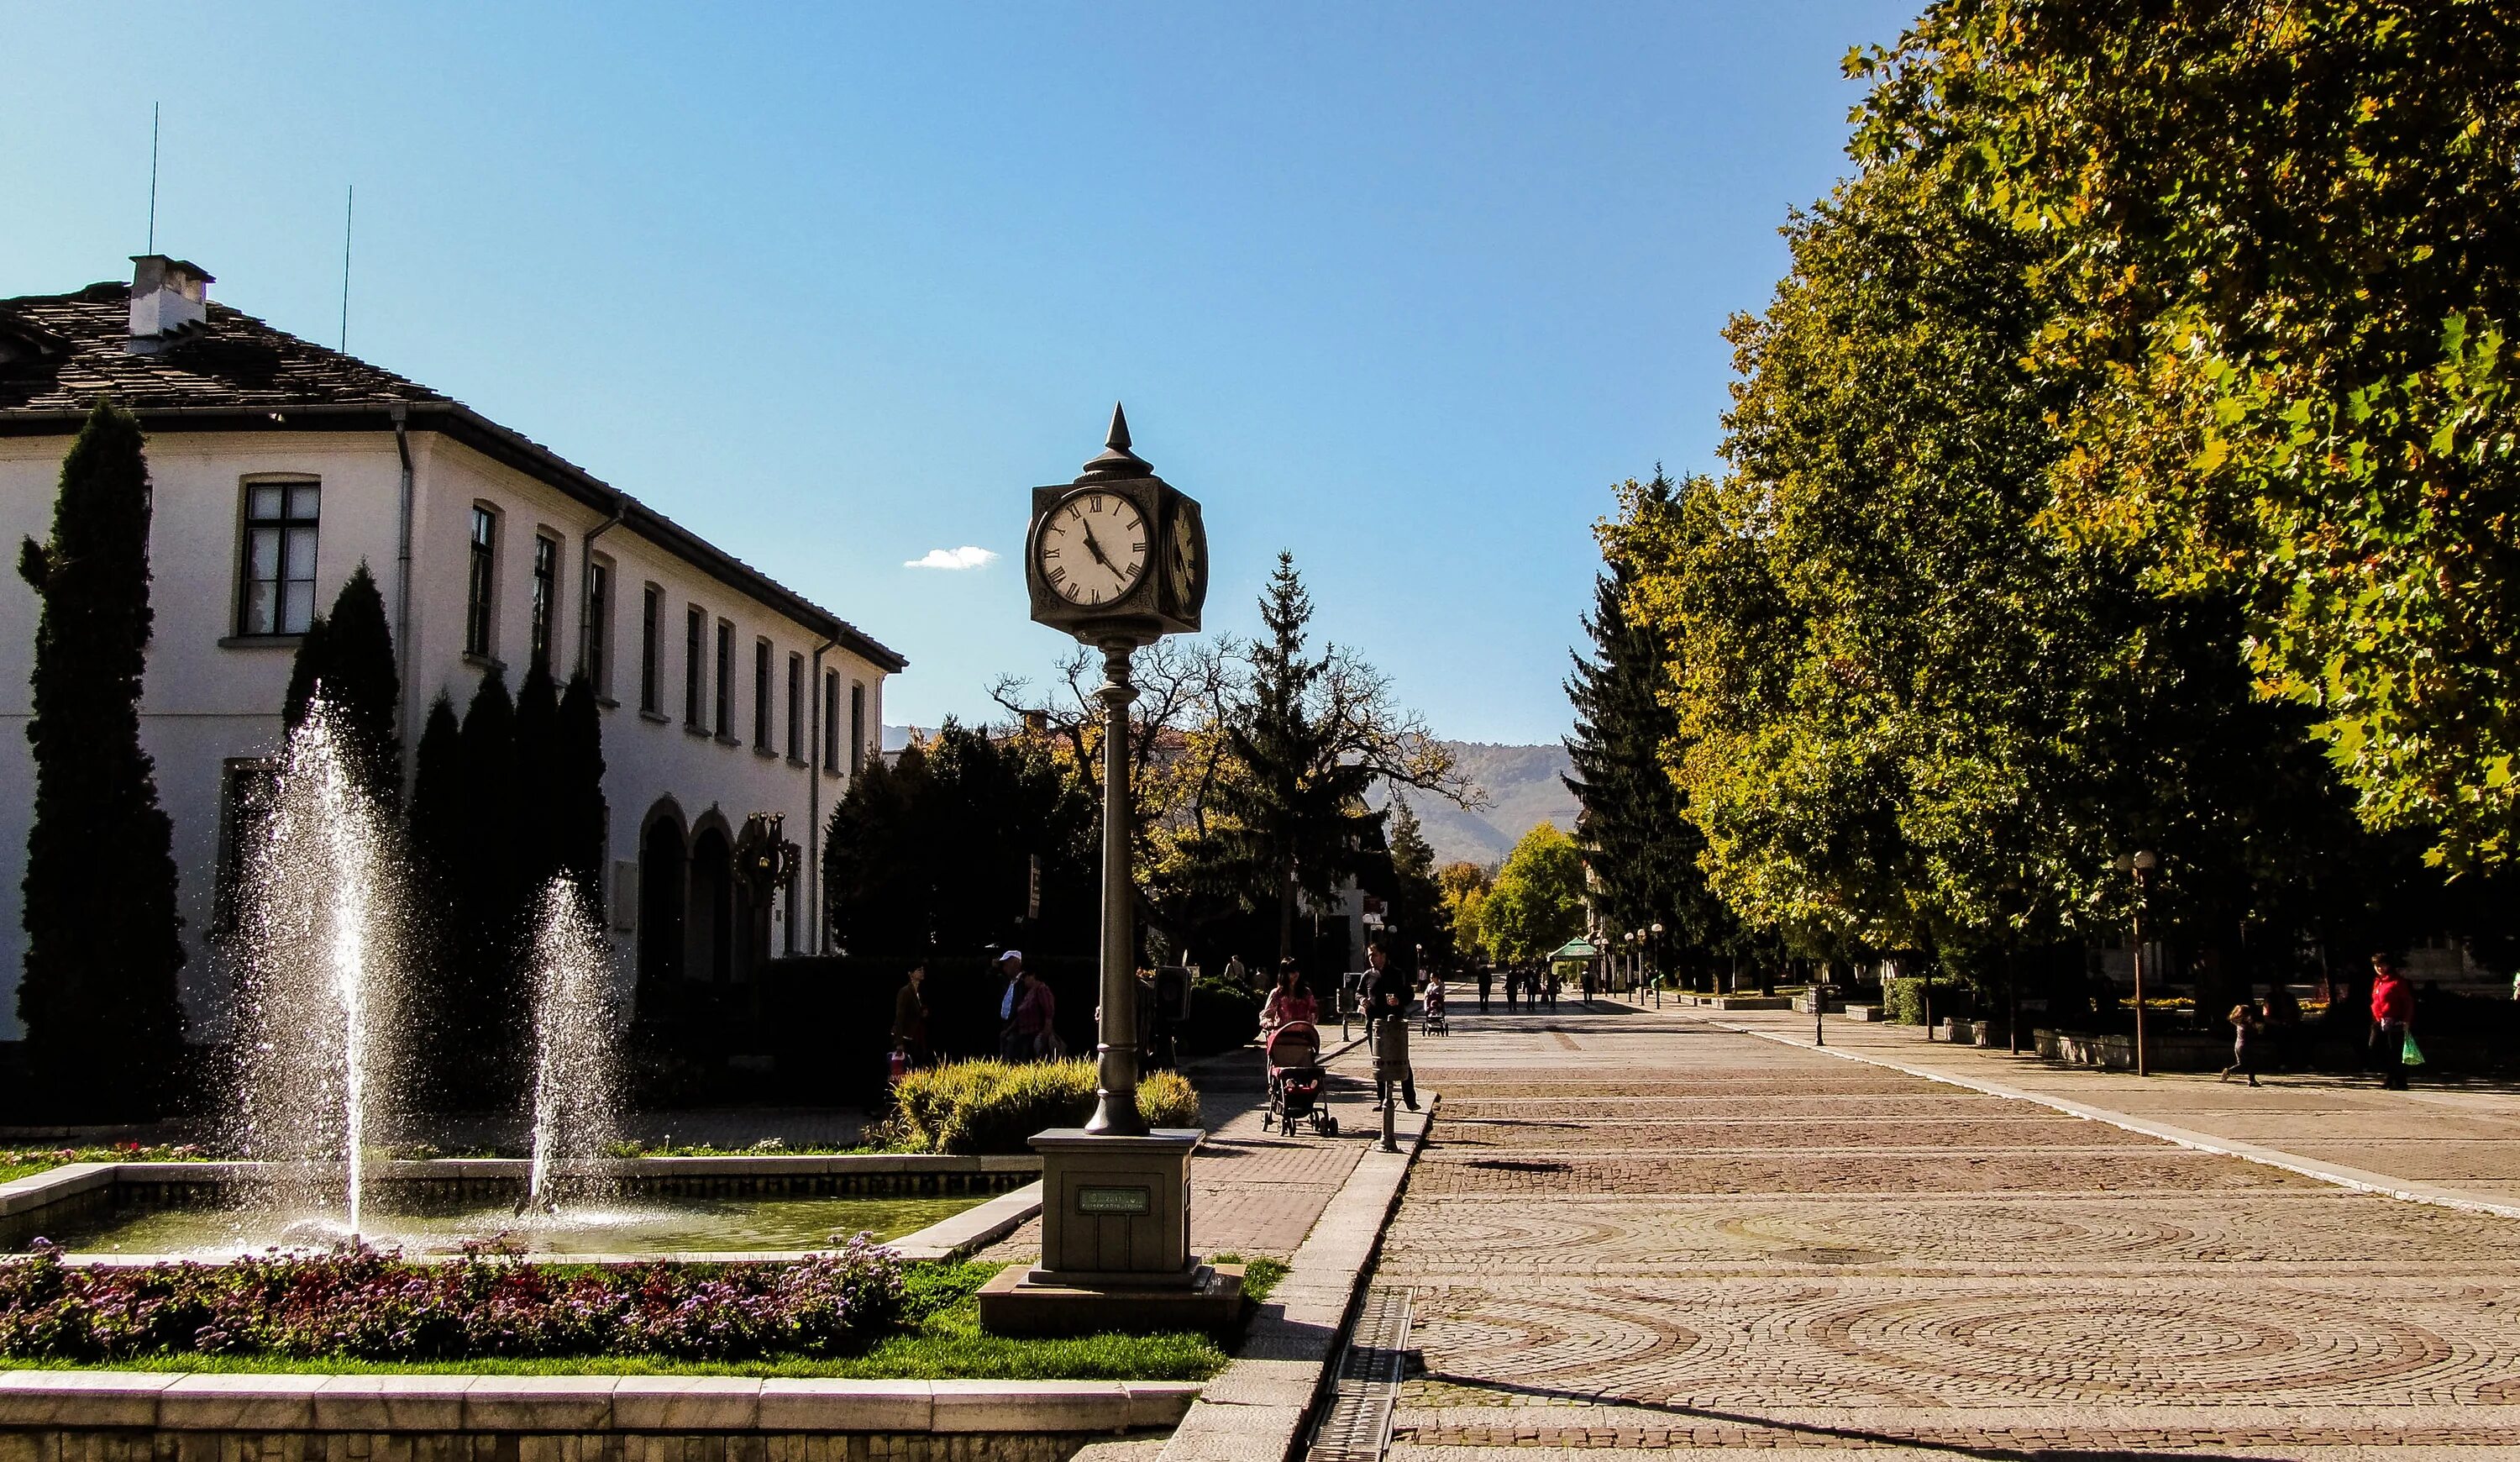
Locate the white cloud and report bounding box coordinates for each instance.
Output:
[905,545,998,571]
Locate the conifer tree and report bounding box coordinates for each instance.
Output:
[281,563,400,808]
[13,399,186,1118]
[512,655,563,893]
[448,665,523,1109]
[1207,555,1382,960]
[552,671,610,910]
[1565,471,1733,974]
[401,693,464,1107]
[1386,797,1452,971]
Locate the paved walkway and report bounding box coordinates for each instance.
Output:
[1701,1002,2520,1212]
[976,1035,1382,1264]
[1378,1003,2520,1459]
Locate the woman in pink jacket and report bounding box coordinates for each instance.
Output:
[2370,953,2415,1091]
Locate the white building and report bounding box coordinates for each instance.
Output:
[0,256,903,1039]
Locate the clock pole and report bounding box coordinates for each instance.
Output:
[1085,635,1147,1134]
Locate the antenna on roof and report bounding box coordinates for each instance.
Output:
[146,103,160,254]
[339,184,354,352]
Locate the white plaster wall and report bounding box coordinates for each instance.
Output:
[0,429,889,1040]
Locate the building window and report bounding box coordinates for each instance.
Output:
[640,584,662,713]
[715,620,734,738]
[752,639,773,749]
[785,653,804,760]
[822,670,840,772]
[465,506,498,658]
[851,681,867,775]
[684,606,705,727]
[529,533,560,668]
[583,556,613,695]
[238,480,319,636]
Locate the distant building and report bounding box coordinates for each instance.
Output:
[0,256,903,1038]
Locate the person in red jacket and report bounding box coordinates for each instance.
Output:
[2369,953,2416,1091]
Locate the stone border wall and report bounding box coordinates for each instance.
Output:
[0,1375,1196,1459]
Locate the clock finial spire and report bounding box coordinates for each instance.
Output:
[1080,401,1152,480]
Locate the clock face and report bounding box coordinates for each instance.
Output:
[1168,510,1202,602]
[1035,491,1148,607]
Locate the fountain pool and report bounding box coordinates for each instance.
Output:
[28,1191,987,1260]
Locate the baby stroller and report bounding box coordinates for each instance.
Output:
[1420,980,1448,1035]
[1264,1021,1339,1137]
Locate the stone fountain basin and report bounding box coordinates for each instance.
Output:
[0,1153,1044,1265]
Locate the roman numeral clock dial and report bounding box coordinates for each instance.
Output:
[1034,491,1147,607]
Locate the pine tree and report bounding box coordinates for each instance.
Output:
[1207,554,1381,960]
[13,398,186,1118]
[1565,471,1732,976]
[1386,797,1451,970]
[281,563,400,809]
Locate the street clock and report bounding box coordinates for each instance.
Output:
[1026,404,1207,644]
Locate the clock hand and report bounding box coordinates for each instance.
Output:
[1079,526,1116,571]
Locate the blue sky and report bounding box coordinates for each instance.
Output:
[3,2,1914,744]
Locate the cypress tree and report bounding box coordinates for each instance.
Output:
[552,671,609,911]
[449,665,523,1110]
[13,398,186,1119]
[402,694,463,1109]
[280,563,400,809]
[512,654,563,893]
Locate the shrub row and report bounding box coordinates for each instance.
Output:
[890,1060,1202,1155]
[0,1237,904,1363]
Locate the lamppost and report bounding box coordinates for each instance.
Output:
[2112,850,2159,1077]
[1649,923,1664,1004]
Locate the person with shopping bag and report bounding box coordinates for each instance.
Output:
[2370,953,2418,1091]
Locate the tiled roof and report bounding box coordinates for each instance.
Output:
[0,281,904,673]
[0,281,451,412]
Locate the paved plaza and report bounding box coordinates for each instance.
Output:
[1374,1004,2520,1459]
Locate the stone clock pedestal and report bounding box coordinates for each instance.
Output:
[974,1128,1244,1336]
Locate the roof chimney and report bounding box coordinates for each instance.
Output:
[127,255,213,354]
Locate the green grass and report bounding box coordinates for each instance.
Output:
[0,1145,210,1183]
[0,1260,1293,1380]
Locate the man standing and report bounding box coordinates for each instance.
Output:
[1477,963,1493,1014]
[996,950,1027,1062]
[1367,942,1418,1111]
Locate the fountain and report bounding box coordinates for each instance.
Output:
[522,877,622,1212]
[20,700,1006,1262]
[224,697,396,1238]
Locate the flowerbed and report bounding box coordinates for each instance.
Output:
[0,1236,904,1363]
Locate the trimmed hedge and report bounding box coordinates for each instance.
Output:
[890,1060,1202,1154]
[1179,981,1261,1059]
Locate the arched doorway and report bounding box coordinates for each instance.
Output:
[688,826,733,983]
[638,813,687,993]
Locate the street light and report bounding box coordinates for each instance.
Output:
[1649,923,1664,1002]
[2112,850,2159,1076]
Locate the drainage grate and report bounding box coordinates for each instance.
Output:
[1306,1285,1414,1462]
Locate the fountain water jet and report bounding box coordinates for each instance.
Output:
[226,697,399,1238]
[522,877,622,1212]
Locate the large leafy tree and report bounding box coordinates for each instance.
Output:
[1856,0,2520,867]
[13,399,186,1118]
[1473,823,1587,966]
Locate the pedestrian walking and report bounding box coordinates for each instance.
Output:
[1477,965,1492,1014]
[891,963,931,1071]
[1015,966,1061,1061]
[995,950,1028,1061]
[2370,953,2416,1090]
[1225,954,1250,996]
[2218,1001,2260,1086]
[1263,959,1318,1036]
[1366,942,1418,1110]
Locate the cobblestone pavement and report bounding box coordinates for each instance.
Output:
[972,1037,1378,1265]
[1705,1004,2520,1210]
[1380,1007,2520,1459]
